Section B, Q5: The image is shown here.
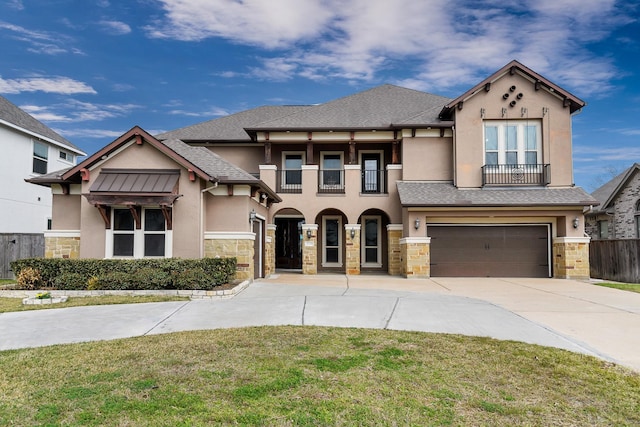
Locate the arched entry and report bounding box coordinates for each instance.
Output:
[315,208,348,272]
[273,208,305,270]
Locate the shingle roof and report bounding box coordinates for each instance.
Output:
[397,182,597,207]
[162,138,260,182]
[0,94,84,153]
[155,105,310,141]
[589,163,640,213]
[250,84,453,130]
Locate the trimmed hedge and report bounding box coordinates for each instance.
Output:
[10,258,237,291]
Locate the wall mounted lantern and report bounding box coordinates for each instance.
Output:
[572,217,580,229]
[306,229,312,239]
[249,209,256,223]
[350,228,356,239]
[414,218,420,230]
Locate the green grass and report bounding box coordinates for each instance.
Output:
[592,282,640,293]
[0,279,16,286]
[1,326,638,426]
[0,295,189,313]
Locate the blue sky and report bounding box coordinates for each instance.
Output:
[1,0,639,191]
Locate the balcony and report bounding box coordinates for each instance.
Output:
[482,164,550,186]
[268,166,392,195]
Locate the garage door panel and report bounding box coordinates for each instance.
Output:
[429,225,550,278]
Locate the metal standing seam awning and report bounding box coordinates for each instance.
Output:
[83,169,182,229]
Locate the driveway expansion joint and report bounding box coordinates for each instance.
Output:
[143,301,191,336]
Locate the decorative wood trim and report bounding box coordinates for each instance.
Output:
[160,206,172,230]
[188,169,196,181]
[80,168,90,181]
[227,185,234,196]
[440,128,445,137]
[135,134,143,145]
[264,141,272,164]
[349,141,356,164]
[457,101,464,110]
[484,82,491,92]
[306,140,313,164]
[96,205,111,229]
[129,206,141,229]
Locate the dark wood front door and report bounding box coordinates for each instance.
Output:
[429,225,550,277]
[275,218,304,269]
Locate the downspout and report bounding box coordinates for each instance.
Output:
[200,182,219,258]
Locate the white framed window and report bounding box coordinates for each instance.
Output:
[361,215,382,267]
[107,207,172,258]
[282,151,304,188]
[33,141,48,174]
[322,215,342,267]
[59,150,74,163]
[320,151,343,188]
[359,150,384,193]
[484,120,541,165]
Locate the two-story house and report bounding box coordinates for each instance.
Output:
[28,61,597,280]
[586,163,640,240]
[1,94,85,233]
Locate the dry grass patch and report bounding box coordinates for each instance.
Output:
[1,326,638,426]
[0,295,189,313]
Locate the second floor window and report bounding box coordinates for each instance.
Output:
[484,120,541,166]
[33,141,48,174]
[283,152,303,186]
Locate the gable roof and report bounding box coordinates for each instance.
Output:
[155,105,310,142]
[246,84,453,132]
[397,182,597,207]
[440,60,586,119]
[589,163,640,213]
[28,126,281,202]
[0,94,85,155]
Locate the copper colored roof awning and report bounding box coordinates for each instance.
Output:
[84,169,182,206]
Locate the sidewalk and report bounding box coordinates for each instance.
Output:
[1,274,638,372]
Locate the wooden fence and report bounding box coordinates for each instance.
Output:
[0,234,45,279]
[589,239,640,284]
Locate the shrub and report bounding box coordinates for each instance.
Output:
[53,273,88,290]
[97,272,132,290]
[9,257,237,290]
[173,268,214,290]
[16,267,42,290]
[130,268,172,290]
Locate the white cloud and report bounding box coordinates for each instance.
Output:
[0,20,81,55]
[0,76,96,94]
[99,20,131,35]
[144,0,632,96]
[168,107,229,117]
[19,100,140,123]
[57,128,125,138]
[7,0,24,10]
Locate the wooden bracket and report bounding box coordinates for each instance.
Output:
[160,206,172,230]
[96,205,111,229]
[80,168,90,182]
[188,169,196,182]
[128,205,141,229]
[135,134,143,145]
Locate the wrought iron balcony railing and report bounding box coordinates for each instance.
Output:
[482,164,550,186]
[318,169,345,193]
[276,169,302,193]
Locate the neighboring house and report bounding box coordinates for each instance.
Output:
[586,163,640,240]
[0,94,85,233]
[28,60,597,281]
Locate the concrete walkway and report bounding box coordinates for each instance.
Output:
[1,274,638,372]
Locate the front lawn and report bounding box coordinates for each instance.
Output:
[0,295,189,313]
[0,326,638,426]
[592,282,640,293]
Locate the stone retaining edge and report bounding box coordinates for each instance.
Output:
[0,280,251,301]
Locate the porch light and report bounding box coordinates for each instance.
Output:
[249,209,256,223]
[572,217,579,229]
[350,228,355,239]
[414,218,420,230]
[306,229,312,239]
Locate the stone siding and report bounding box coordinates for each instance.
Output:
[45,236,80,259]
[387,225,402,275]
[265,225,276,277]
[301,225,317,274]
[400,238,430,278]
[345,225,360,275]
[553,238,590,279]
[205,238,254,281]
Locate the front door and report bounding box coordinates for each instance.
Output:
[275,218,304,269]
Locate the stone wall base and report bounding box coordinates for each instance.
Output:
[205,237,254,282]
[45,235,80,259]
[400,238,430,278]
[553,237,591,279]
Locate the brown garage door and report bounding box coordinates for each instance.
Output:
[429,225,550,277]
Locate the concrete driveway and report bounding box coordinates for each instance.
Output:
[1,274,638,372]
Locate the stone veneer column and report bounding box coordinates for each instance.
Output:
[400,237,431,278]
[387,224,403,276]
[301,224,318,275]
[345,224,361,275]
[44,231,81,259]
[204,232,255,281]
[553,237,591,279]
[264,224,277,277]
